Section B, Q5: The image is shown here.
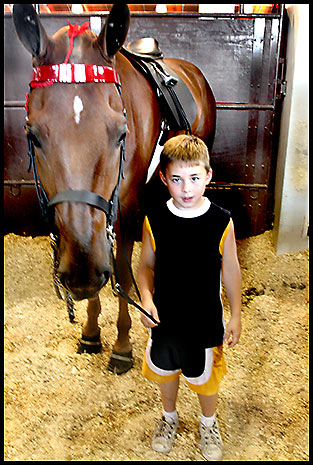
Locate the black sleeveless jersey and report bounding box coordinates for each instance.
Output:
[145,199,231,348]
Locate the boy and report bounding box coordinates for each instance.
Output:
[137,135,241,460]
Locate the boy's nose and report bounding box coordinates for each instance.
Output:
[182,181,191,192]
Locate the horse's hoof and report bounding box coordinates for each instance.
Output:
[107,349,133,375]
[77,334,102,354]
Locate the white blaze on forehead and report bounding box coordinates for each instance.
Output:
[73,95,84,124]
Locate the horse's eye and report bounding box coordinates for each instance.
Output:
[30,133,41,148]
[25,127,41,149]
[118,132,127,145]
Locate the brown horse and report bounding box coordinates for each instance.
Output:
[13,4,216,374]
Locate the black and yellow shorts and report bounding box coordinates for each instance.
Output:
[142,335,226,396]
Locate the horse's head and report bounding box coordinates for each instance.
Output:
[13,4,130,300]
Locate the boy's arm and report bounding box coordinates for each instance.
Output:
[221,219,242,347]
[137,218,160,328]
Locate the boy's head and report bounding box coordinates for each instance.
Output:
[160,134,211,175]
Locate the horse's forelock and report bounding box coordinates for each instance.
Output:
[45,26,99,66]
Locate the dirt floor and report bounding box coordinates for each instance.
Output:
[4,230,309,461]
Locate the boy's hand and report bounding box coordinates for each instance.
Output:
[224,315,241,348]
[140,301,160,328]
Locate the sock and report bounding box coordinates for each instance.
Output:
[163,409,178,424]
[200,412,216,428]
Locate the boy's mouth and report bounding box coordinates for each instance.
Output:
[182,196,194,203]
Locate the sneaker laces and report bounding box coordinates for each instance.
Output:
[154,417,177,439]
[201,421,222,446]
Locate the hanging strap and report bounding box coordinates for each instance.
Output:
[26,131,49,219]
[110,247,158,325]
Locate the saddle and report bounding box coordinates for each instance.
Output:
[121,38,196,132]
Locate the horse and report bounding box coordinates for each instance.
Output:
[12,3,216,374]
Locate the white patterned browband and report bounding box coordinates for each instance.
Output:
[30,63,121,85]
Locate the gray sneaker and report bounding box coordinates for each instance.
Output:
[151,416,179,453]
[199,419,223,461]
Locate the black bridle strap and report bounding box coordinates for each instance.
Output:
[26,132,49,219]
[48,190,111,215]
[47,135,126,226]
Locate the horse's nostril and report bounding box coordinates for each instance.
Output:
[94,262,111,287]
[58,271,69,290]
[98,262,111,276]
[102,270,110,286]
[99,263,111,286]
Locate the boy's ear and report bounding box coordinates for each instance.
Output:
[159,171,168,186]
[206,168,213,185]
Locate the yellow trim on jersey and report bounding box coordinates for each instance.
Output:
[219,219,231,256]
[144,216,156,253]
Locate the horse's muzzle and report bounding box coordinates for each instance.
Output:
[59,263,111,301]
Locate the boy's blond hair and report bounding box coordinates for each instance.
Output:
[160,134,210,174]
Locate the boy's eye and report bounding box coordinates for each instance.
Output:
[191,176,200,182]
[171,177,181,184]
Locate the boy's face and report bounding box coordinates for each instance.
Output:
[160,161,212,210]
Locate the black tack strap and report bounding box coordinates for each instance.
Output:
[48,190,111,215]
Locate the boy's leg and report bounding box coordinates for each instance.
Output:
[198,392,217,418]
[159,377,180,413]
[197,392,223,461]
[151,378,180,453]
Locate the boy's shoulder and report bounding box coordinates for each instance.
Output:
[144,198,168,218]
[208,200,231,219]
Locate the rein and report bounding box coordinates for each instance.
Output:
[25,21,156,325]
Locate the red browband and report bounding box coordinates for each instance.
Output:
[31,63,121,86]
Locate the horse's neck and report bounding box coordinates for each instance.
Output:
[115,52,161,170]
[116,50,162,123]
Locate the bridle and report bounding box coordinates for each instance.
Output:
[25,21,125,235]
[26,62,126,322]
[24,22,126,318]
[26,61,126,237]
[24,23,157,325]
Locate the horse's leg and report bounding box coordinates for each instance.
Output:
[78,296,102,353]
[114,296,132,353]
[107,237,134,374]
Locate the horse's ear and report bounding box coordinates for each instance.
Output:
[13,4,49,58]
[97,3,130,59]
